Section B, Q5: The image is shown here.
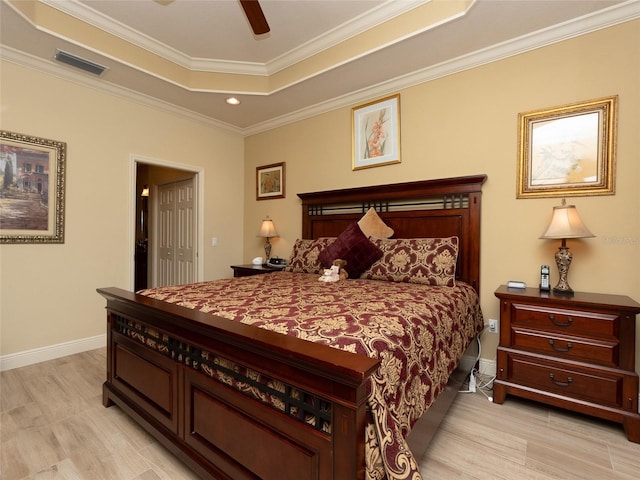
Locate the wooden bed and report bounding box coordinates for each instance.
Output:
[98,174,487,480]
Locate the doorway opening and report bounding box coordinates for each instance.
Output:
[132,156,204,291]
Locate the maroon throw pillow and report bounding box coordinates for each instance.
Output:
[318,223,383,278]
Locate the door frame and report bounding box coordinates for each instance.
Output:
[129,154,205,289]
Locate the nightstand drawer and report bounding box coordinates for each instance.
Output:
[511,303,618,338]
[503,351,627,409]
[511,327,619,367]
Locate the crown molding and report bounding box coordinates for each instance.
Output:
[39,0,430,76]
[0,45,243,135]
[265,0,431,75]
[244,0,640,136]
[38,0,267,75]
[3,1,638,136]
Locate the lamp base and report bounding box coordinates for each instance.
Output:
[264,238,272,260]
[553,285,574,295]
[553,245,574,295]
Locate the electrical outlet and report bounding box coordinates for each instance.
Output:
[488,318,498,334]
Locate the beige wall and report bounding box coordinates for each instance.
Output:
[244,21,640,372]
[0,61,245,357]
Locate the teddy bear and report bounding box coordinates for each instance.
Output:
[318,259,348,282]
[333,259,348,280]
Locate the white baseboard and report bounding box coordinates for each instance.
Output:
[0,334,106,371]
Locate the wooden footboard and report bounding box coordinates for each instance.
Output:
[100,286,479,480]
[99,287,379,480]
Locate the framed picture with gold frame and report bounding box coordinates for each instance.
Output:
[0,130,66,243]
[516,95,617,198]
[352,94,401,170]
[256,162,285,200]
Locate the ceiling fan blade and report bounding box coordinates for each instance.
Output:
[239,0,270,35]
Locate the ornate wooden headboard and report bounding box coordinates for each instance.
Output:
[297,174,487,293]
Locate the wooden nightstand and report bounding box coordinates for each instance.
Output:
[493,285,640,443]
[231,264,285,277]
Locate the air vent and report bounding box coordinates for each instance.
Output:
[54,50,107,76]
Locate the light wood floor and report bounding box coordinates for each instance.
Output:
[1,349,639,479]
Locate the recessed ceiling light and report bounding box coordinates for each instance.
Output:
[226,97,240,105]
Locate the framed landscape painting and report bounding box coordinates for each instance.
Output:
[0,131,66,243]
[516,96,617,198]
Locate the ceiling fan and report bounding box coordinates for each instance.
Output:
[154,0,270,35]
[239,0,270,35]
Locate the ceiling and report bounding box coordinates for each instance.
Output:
[1,0,638,134]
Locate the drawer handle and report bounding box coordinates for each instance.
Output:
[548,339,573,353]
[549,373,573,387]
[549,314,573,327]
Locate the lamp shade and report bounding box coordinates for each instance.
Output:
[258,218,278,238]
[540,204,594,240]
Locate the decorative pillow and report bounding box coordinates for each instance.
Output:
[284,238,335,274]
[318,223,383,279]
[358,207,394,239]
[360,237,459,286]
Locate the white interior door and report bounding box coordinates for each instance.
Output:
[157,178,195,286]
[175,179,195,285]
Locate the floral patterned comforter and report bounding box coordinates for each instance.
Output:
[139,272,483,480]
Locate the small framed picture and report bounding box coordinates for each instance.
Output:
[516,96,617,198]
[1,130,66,243]
[256,162,285,200]
[352,94,401,170]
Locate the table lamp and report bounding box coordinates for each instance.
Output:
[540,200,594,294]
[258,217,278,260]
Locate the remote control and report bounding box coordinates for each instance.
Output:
[507,281,527,289]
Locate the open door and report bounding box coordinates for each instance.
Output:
[134,158,202,291]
